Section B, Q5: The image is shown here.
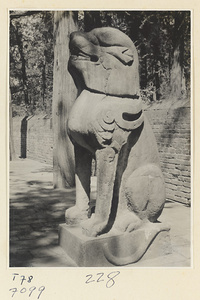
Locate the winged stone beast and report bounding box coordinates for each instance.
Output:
[65,27,166,238]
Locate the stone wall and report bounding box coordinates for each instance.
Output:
[12,115,53,165]
[144,101,191,206]
[12,102,191,205]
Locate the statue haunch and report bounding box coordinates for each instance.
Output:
[65,27,166,237]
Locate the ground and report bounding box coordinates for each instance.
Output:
[9,159,191,267]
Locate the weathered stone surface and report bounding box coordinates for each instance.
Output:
[68,27,140,97]
[59,222,171,267]
[63,27,169,264]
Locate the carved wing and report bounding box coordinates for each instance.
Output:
[93,97,144,148]
[94,108,116,147]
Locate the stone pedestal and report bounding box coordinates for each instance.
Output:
[59,222,171,267]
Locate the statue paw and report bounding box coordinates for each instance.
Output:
[81,216,108,237]
[114,211,142,233]
[65,205,88,226]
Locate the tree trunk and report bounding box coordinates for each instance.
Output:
[42,53,46,107]
[170,47,184,99]
[9,89,15,161]
[52,11,78,188]
[14,24,29,105]
[170,12,186,99]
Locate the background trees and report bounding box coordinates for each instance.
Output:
[10,10,191,116]
[10,11,54,117]
[10,10,190,118]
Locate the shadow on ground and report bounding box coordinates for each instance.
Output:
[9,161,76,267]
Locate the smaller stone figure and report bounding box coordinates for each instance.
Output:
[64,27,166,245]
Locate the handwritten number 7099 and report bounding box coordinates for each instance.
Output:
[9,286,45,298]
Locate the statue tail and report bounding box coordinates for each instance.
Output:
[103,223,170,266]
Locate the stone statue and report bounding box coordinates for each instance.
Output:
[65,27,166,241]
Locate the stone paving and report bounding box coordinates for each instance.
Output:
[9,159,191,268]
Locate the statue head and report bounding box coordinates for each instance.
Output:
[68,27,140,97]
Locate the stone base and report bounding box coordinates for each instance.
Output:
[59,222,171,267]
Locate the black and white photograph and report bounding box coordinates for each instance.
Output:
[9,10,191,269]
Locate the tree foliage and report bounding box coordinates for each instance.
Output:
[9,10,191,117]
[81,11,190,101]
[10,11,54,116]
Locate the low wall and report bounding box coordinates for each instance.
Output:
[12,102,191,205]
[144,101,191,205]
[12,115,53,165]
